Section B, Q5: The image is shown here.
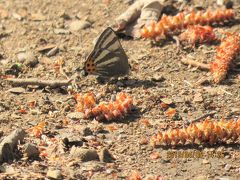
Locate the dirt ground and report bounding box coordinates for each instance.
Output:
[0,0,240,179]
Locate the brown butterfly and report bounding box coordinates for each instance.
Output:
[82,27,130,78]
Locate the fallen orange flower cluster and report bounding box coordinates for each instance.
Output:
[179,25,217,46]
[210,33,240,83]
[75,92,133,121]
[141,9,234,40]
[28,121,46,138]
[151,119,240,146]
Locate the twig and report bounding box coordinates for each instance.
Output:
[181,58,210,71]
[185,111,217,125]
[6,78,72,88]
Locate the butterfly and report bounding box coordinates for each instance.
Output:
[82,27,130,78]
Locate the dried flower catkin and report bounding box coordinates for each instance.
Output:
[179,25,217,46]
[151,119,240,146]
[210,33,240,83]
[74,92,133,121]
[141,9,235,40]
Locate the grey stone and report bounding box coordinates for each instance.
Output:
[0,129,26,163]
[23,143,39,158]
[99,148,114,163]
[70,147,99,162]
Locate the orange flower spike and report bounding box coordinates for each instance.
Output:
[186,10,196,25]
[83,92,96,109]
[91,106,101,116]
[194,11,203,24]
[151,119,240,146]
[28,121,46,138]
[141,26,150,38]
[141,8,235,40]
[146,22,155,38]
[211,33,240,83]
[163,133,171,145]
[98,102,109,114]
[225,9,234,20]
[116,92,127,103]
[154,22,164,36]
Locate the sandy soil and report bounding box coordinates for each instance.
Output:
[0,0,240,179]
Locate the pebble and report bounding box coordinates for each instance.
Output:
[46,46,59,57]
[0,129,26,163]
[7,87,25,94]
[81,127,93,136]
[17,51,39,67]
[70,147,99,162]
[67,112,85,120]
[12,13,22,20]
[202,159,209,164]
[31,13,46,21]
[161,98,173,105]
[193,93,203,103]
[47,169,62,179]
[23,143,39,158]
[231,107,240,114]
[224,164,232,171]
[151,75,165,82]
[69,20,91,32]
[99,148,114,163]
[54,28,70,35]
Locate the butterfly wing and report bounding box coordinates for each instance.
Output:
[84,27,129,77]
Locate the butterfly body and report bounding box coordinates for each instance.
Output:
[83,27,130,79]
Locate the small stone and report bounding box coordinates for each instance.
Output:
[151,75,165,82]
[59,12,71,20]
[0,129,26,163]
[47,169,62,179]
[224,164,232,171]
[82,127,93,136]
[17,51,38,67]
[62,137,83,148]
[31,13,46,21]
[67,112,85,120]
[54,28,70,35]
[7,87,25,94]
[202,159,209,164]
[70,147,99,162]
[69,20,91,32]
[231,107,240,114]
[193,93,203,103]
[12,13,22,20]
[23,143,39,158]
[46,46,59,57]
[99,148,114,163]
[161,98,173,105]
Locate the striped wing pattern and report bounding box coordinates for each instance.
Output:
[84,27,129,77]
